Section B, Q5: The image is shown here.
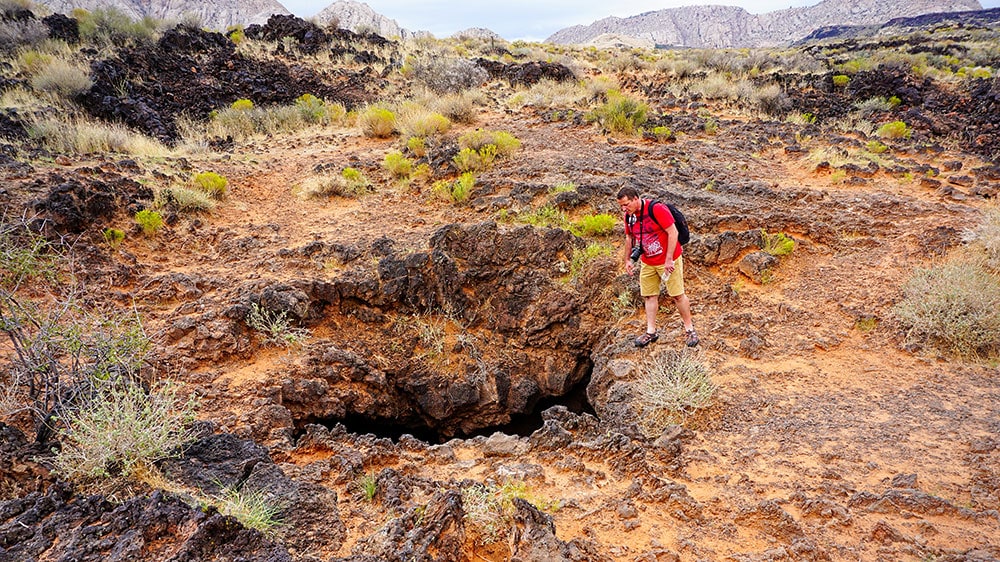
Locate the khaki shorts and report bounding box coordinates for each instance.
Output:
[639,256,685,298]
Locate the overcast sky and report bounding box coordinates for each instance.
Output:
[279,0,1000,41]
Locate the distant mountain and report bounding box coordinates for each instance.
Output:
[312,0,408,39]
[546,0,983,48]
[35,0,290,30]
[799,6,1000,42]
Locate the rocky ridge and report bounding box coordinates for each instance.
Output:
[546,0,983,47]
[35,0,289,30]
[312,0,409,40]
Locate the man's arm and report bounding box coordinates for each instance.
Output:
[664,224,679,272]
[623,230,635,275]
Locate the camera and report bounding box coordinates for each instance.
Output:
[629,245,642,262]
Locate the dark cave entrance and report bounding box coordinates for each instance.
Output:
[293,364,595,444]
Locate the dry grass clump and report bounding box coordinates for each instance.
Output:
[358,104,397,138]
[29,56,93,97]
[395,102,451,140]
[635,351,716,436]
[507,78,590,110]
[28,114,168,155]
[158,186,216,212]
[894,260,1000,359]
[592,90,648,135]
[409,56,488,94]
[52,381,197,483]
[967,205,1000,274]
[0,17,48,55]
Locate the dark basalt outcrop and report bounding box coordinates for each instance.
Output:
[474,58,576,86]
[78,23,382,143]
[29,168,154,233]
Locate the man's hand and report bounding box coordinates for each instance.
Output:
[664,258,675,273]
[625,260,635,275]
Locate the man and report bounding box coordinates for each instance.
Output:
[617,186,698,348]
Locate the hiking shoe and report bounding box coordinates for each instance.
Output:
[685,329,700,348]
[635,331,658,348]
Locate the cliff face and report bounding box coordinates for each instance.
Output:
[311,0,407,39]
[36,0,290,30]
[546,0,984,47]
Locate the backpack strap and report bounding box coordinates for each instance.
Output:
[646,200,665,231]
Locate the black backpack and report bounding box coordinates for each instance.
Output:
[645,200,690,245]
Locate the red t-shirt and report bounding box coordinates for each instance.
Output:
[625,200,683,265]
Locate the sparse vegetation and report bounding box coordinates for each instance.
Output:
[102,228,125,248]
[894,260,1000,359]
[410,56,488,94]
[245,303,309,347]
[462,480,556,545]
[358,105,397,138]
[876,120,912,139]
[433,172,475,204]
[572,213,617,237]
[592,90,648,135]
[636,351,716,436]
[135,209,164,236]
[52,381,197,482]
[192,171,228,199]
[212,485,285,536]
[761,229,795,256]
[383,151,414,179]
[568,243,612,280]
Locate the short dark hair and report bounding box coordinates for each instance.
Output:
[616,186,639,199]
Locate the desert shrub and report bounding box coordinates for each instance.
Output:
[231,98,254,111]
[752,83,790,116]
[635,351,716,436]
[866,140,889,154]
[549,181,576,194]
[432,90,479,123]
[28,115,167,155]
[358,105,397,138]
[159,185,216,212]
[134,209,163,236]
[572,213,617,237]
[0,215,57,289]
[0,293,154,440]
[651,126,673,141]
[0,18,48,55]
[761,229,794,256]
[294,93,325,123]
[406,136,426,157]
[357,472,378,502]
[689,73,743,101]
[102,228,125,248]
[191,171,227,198]
[383,151,413,179]
[894,260,1000,358]
[458,129,520,157]
[340,167,373,195]
[462,480,554,545]
[592,90,648,135]
[75,7,158,47]
[507,78,590,110]
[246,303,309,347]
[876,120,911,139]
[52,381,196,482]
[568,243,611,280]
[411,56,488,94]
[212,485,284,536]
[832,74,850,87]
[452,147,484,173]
[433,172,475,204]
[17,49,53,74]
[516,205,567,229]
[853,96,893,117]
[397,108,450,139]
[968,206,1000,274]
[29,57,93,97]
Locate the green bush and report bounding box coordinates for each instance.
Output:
[458,129,521,157]
[636,351,716,436]
[517,205,567,229]
[358,105,397,138]
[593,90,648,135]
[383,151,414,179]
[572,213,617,237]
[294,93,326,123]
[894,260,1000,358]
[406,136,426,157]
[866,140,889,154]
[231,98,254,111]
[761,229,795,256]
[102,228,125,248]
[159,186,216,212]
[568,243,611,279]
[651,126,672,142]
[134,209,163,236]
[192,171,228,199]
[433,172,475,204]
[212,485,284,536]
[52,381,197,482]
[876,120,911,139]
[75,7,158,47]
[832,74,850,87]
